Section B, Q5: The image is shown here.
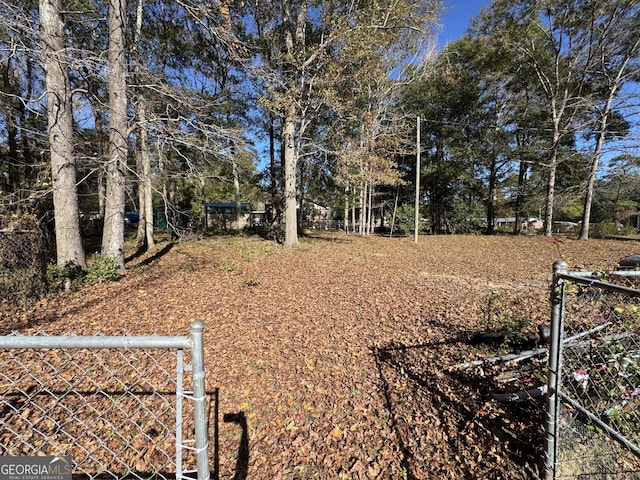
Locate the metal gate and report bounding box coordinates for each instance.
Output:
[0,320,210,479]
[546,261,640,479]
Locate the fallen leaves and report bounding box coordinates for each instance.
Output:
[329,425,343,440]
[2,234,638,478]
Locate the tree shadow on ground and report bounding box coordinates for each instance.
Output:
[299,231,353,243]
[126,241,175,267]
[374,336,545,479]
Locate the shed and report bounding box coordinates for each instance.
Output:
[203,202,252,231]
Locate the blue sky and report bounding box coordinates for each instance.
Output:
[437,1,489,48]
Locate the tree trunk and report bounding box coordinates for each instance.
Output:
[344,183,349,234]
[140,99,154,247]
[544,98,565,238]
[157,145,170,233]
[282,102,299,248]
[543,135,559,238]
[39,0,86,269]
[360,181,367,236]
[167,176,177,237]
[432,142,445,234]
[21,57,35,184]
[514,159,528,235]
[578,112,609,241]
[133,0,154,249]
[486,158,497,235]
[3,60,20,193]
[98,166,106,219]
[233,157,242,231]
[136,148,145,243]
[367,183,374,235]
[351,193,357,234]
[269,112,278,209]
[102,0,128,269]
[390,186,399,237]
[542,65,573,238]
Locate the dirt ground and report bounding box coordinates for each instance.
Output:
[4,233,640,479]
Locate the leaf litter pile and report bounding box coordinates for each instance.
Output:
[2,234,639,479]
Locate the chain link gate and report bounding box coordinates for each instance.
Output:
[0,320,210,480]
[545,261,640,479]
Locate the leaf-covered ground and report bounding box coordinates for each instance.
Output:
[4,233,640,479]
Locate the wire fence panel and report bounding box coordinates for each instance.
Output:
[0,321,210,480]
[546,262,640,479]
[0,230,49,307]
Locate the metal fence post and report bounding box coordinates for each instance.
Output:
[190,320,210,480]
[545,260,568,480]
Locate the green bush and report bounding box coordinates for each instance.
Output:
[46,261,86,290]
[47,254,121,290]
[591,221,628,237]
[621,224,637,235]
[85,254,121,285]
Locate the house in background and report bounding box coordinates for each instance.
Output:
[495,217,518,230]
[203,202,251,231]
[524,217,544,231]
[495,217,544,231]
[203,202,268,231]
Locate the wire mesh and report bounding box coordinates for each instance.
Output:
[550,270,640,479]
[0,230,48,306]
[0,331,202,479]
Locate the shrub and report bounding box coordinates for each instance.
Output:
[590,221,636,237]
[85,254,121,285]
[46,261,86,291]
[47,254,121,290]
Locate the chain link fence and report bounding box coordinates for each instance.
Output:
[545,261,640,479]
[0,229,49,307]
[0,321,210,479]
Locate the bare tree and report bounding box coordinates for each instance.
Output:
[39,0,86,269]
[133,0,154,249]
[578,0,640,240]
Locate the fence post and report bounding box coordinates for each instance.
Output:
[544,260,568,480]
[190,320,210,480]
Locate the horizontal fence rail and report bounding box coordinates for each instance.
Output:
[546,261,640,479]
[0,320,210,480]
[0,334,192,350]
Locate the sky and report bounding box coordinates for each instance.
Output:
[437,1,489,48]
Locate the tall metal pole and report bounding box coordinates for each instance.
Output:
[414,116,421,243]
